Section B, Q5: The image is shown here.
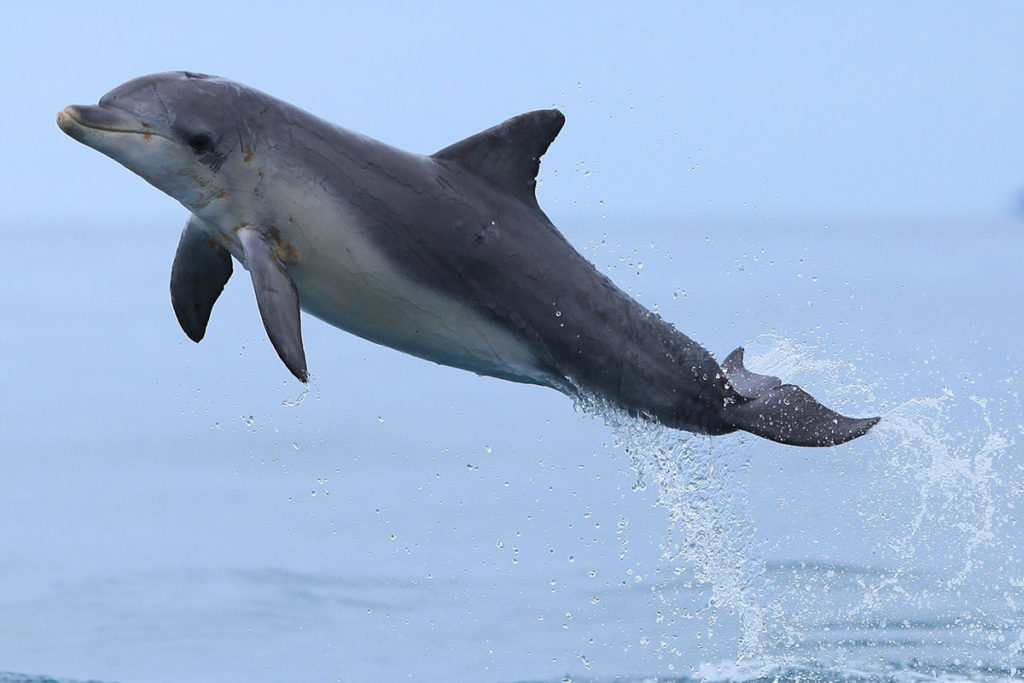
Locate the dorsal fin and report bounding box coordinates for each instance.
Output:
[432,109,565,206]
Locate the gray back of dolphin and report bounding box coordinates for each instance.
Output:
[58,72,879,447]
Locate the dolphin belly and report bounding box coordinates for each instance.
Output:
[295,265,555,385]
[260,193,556,386]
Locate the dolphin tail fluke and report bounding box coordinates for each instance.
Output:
[719,347,879,447]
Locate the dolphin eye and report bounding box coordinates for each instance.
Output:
[188,133,213,153]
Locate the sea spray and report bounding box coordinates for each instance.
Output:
[575,392,774,664]
[744,339,1018,672]
[571,335,1011,672]
[872,393,1004,586]
[574,336,882,666]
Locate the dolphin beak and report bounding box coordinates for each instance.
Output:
[57,105,150,140]
[56,106,84,138]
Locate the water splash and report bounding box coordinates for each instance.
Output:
[743,338,1017,671]
[872,392,1006,587]
[570,336,882,667]
[574,335,1017,674]
[575,393,773,664]
[744,336,1007,589]
[281,376,317,407]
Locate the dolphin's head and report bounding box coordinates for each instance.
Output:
[58,71,264,215]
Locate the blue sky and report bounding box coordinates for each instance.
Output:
[3,1,1023,225]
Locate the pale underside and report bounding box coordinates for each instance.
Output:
[199,180,556,387]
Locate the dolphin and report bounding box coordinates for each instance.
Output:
[57,71,879,446]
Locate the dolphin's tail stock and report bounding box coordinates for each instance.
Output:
[718,348,880,447]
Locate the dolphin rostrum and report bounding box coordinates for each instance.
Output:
[57,71,879,446]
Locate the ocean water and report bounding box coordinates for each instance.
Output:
[1,213,1021,682]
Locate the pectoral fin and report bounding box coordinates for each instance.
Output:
[237,228,308,382]
[170,216,233,342]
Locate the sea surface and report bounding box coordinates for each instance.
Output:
[1,213,1021,682]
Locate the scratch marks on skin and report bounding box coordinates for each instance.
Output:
[153,87,171,126]
[236,119,254,160]
[434,173,456,194]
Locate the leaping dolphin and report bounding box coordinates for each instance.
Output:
[57,71,879,446]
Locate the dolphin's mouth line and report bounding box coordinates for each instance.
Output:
[58,106,162,138]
